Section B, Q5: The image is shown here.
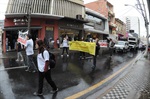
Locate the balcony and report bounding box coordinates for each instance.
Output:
[109,22,117,28]
[108,10,115,17]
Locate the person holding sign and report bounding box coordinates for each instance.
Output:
[25,34,37,73]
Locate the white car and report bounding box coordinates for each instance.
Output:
[114,41,129,52]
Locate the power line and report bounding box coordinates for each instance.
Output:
[117,8,133,18]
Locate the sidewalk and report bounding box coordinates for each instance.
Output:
[96,54,150,99]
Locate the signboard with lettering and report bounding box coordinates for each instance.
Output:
[14,18,28,26]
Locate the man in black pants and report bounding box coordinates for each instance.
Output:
[92,38,100,70]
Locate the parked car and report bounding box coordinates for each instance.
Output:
[114,41,129,53]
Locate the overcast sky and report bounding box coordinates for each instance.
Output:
[0,0,149,37]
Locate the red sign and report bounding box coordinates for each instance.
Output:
[17,37,26,45]
[17,31,28,45]
[99,42,108,47]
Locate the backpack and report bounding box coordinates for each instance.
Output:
[42,51,56,69]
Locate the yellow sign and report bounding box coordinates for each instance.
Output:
[69,41,96,55]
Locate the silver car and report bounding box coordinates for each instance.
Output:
[114,41,129,53]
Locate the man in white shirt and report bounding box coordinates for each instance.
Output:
[25,34,37,73]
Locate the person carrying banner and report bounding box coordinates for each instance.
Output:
[79,37,86,59]
[92,38,100,70]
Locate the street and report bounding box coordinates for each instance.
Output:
[0,50,140,99]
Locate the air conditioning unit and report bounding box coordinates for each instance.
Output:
[76,14,82,20]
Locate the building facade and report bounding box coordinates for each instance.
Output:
[125,16,140,36]
[84,8,109,40]
[85,0,117,40]
[115,18,127,40]
[3,0,85,52]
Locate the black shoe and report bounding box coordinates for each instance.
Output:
[33,92,43,96]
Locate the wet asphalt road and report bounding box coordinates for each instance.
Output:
[0,51,139,99]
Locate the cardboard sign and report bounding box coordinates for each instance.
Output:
[17,31,28,45]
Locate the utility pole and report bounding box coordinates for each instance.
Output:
[138,18,140,38]
[136,0,149,57]
[27,5,31,34]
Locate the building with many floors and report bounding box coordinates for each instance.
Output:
[125,16,140,37]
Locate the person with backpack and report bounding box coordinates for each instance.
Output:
[33,39,58,96]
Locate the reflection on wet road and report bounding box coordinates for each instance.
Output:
[0,59,15,99]
[0,51,139,99]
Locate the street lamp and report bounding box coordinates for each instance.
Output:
[125,2,149,57]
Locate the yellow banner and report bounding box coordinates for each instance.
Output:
[69,41,96,55]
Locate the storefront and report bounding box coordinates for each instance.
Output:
[3,15,63,52]
[3,15,86,52]
[58,18,86,42]
[4,28,40,51]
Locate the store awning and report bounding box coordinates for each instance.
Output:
[3,26,42,31]
[84,28,109,35]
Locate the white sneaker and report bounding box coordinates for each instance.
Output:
[61,55,63,57]
[67,54,69,57]
[20,59,23,61]
[50,88,58,94]
[16,59,19,61]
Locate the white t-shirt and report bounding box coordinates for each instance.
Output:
[62,39,69,47]
[37,50,50,72]
[25,39,34,55]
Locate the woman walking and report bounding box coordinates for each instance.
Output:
[33,39,58,96]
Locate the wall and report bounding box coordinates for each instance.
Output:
[85,0,108,18]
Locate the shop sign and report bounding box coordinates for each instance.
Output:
[60,21,82,29]
[17,31,28,45]
[46,27,53,31]
[13,18,28,26]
